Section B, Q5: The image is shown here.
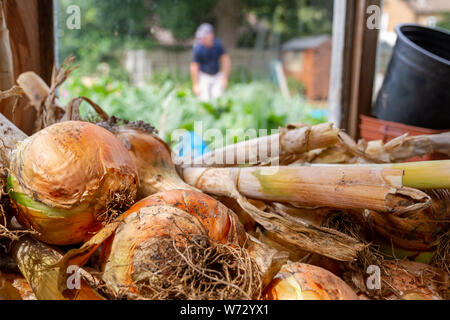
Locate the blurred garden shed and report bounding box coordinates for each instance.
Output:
[281,35,331,101]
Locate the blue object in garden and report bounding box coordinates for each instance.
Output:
[310,109,328,119]
[269,60,282,86]
[178,131,210,158]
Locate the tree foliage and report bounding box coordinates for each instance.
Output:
[152,0,217,39]
[57,0,154,78]
[437,12,450,31]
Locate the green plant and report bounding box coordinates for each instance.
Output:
[60,74,326,149]
[287,77,306,95]
[437,12,450,31]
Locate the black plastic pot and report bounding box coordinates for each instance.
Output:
[373,24,450,130]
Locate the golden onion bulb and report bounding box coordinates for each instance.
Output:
[262,262,358,300]
[95,189,263,300]
[8,121,138,245]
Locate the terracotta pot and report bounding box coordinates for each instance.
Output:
[360,115,449,161]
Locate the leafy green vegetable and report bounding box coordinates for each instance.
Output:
[60,74,327,149]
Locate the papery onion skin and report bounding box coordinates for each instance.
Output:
[1,274,36,300]
[364,190,450,251]
[0,274,22,300]
[262,263,359,300]
[8,121,138,245]
[98,189,247,297]
[380,261,447,300]
[123,189,246,243]
[11,235,106,300]
[111,126,197,199]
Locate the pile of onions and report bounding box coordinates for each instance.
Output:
[7,121,138,245]
[262,262,358,300]
[98,119,196,200]
[61,189,264,300]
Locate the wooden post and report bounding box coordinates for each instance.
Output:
[2,0,55,135]
[0,0,14,121]
[328,0,354,130]
[328,0,381,139]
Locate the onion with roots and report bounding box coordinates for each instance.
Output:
[7,121,138,245]
[58,189,267,300]
[262,262,358,300]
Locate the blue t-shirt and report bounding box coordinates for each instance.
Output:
[192,39,226,75]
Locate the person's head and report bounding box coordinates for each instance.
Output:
[195,23,214,48]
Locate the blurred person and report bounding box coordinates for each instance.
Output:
[190,23,231,101]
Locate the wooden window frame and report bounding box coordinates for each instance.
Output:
[1,0,55,134]
[328,0,381,139]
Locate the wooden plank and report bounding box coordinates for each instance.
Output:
[0,0,14,121]
[358,0,381,118]
[347,0,368,138]
[5,0,55,84]
[347,0,381,139]
[328,0,355,129]
[37,0,56,84]
[328,0,380,139]
[3,0,55,134]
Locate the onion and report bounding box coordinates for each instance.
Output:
[342,259,447,300]
[59,189,265,300]
[99,189,264,299]
[380,261,447,300]
[98,119,197,199]
[364,189,450,251]
[7,121,138,245]
[262,262,358,300]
